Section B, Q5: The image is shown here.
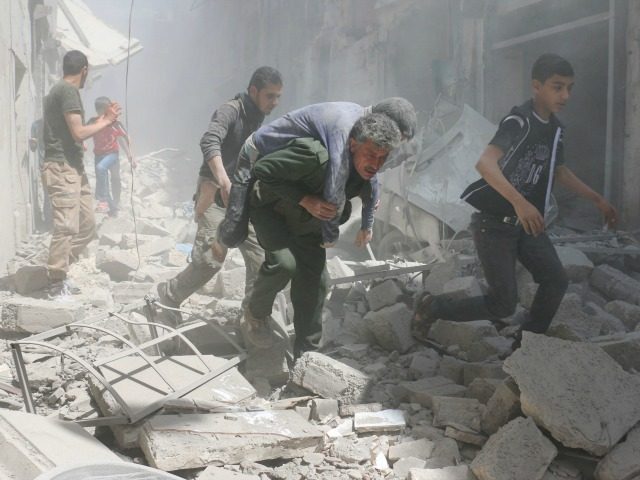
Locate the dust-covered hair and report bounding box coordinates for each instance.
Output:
[372,97,417,140]
[349,113,401,150]
[248,66,282,90]
[532,54,574,83]
[63,50,88,76]
[94,96,111,112]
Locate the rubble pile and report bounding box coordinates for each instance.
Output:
[1,151,640,479]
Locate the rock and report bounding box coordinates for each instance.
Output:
[310,398,339,422]
[426,437,461,467]
[595,423,640,480]
[364,303,415,353]
[331,436,374,463]
[339,403,383,417]
[423,260,463,295]
[463,361,507,387]
[290,352,372,404]
[398,376,467,407]
[441,276,483,301]
[409,465,475,480]
[140,410,323,471]
[590,264,640,305]
[12,265,49,294]
[353,409,406,433]
[408,350,441,379]
[139,236,176,258]
[99,232,122,246]
[395,457,427,480]
[547,293,602,341]
[111,281,153,304]
[466,378,502,404]
[431,396,484,432]
[555,246,594,282]
[342,311,377,344]
[605,300,640,331]
[471,417,557,480]
[585,302,627,335]
[437,356,465,384]
[481,378,521,435]
[1,297,84,333]
[366,279,403,311]
[593,331,640,372]
[388,438,435,461]
[428,320,498,353]
[136,218,171,236]
[96,248,139,281]
[504,332,640,456]
[199,466,260,480]
[444,425,487,446]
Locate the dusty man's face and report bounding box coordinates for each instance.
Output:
[350,138,390,180]
[250,83,282,115]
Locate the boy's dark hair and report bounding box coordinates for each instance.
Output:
[349,113,401,151]
[248,66,282,90]
[95,96,111,112]
[532,54,574,83]
[372,97,417,140]
[63,50,88,76]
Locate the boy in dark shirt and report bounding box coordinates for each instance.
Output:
[413,53,617,339]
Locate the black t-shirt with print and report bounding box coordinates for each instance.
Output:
[462,101,564,217]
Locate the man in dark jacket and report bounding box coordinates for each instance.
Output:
[157,67,282,320]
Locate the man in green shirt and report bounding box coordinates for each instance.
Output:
[42,50,120,286]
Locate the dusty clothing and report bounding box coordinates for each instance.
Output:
[247,138,368,343]
[198,93,265,182]
[43,80,85,169]
[165,177,263,305]
[41,161,95,281]
[90,120,127,155]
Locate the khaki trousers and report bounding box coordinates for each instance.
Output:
[41,161,96,281]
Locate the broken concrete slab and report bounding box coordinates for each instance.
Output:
[593,331,640,372]
[96,248,139,281]
[431,396,484,433]
[199,466,261,480]
[366,279,403,311]
[409,465,476,480]
[547,293,602,341]
[1,297,84,333]
[594,423,640,480]
[466,378,502,404]
[555,246,594,282]
[140,410,323,471]
[353,409,406,433]
[395,457,427,480]
[584,302,627,335]
[437,356,465,384]
[463,361,507,387]
[398,376,467,407]
[388,438,435,461]
[444,425,487,446]
[423,260,463,295]
[330,435,374,463]
[0,409,121,479]
[12,265,49,295]
[504,332,640,456]
[605,300,640,331]
[471,417,557,480]
[290,352,372,404]
[590,264,640,305]
[425,437,461,468]
[89,354,256,449]
[428,320,498,353]
[310,398,339,422]
[364,303,415,353]
[339,402,383,417]
[481,378,521,435]
[409,351,441,379]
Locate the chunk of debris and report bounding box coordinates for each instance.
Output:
[444,425,487,446]
[1,297,84,333]
[594,423,640,480]
[398,376,467,407]
[441,276,483,301]
[590,264,640,305]
[409,465,476,480]
[364,303,415,353]
[310,398,339,422]
[504,332,640,456]
[471,417,557,480]
[428,320,498,355]
[140,410,323,471]
[604,300,640,331]
[431,396,484,432]
[339,402,383,417]
[12,265,49,294]
[555,246,594,282]
[366,279,404,311]
[481,378,521,435]
[199,466,261,480]
[96,248,139,281]
[394,457,427,480]
[353,409,406,433]
[388,438,435,461]
[593,331,640,372]
[290,352,372,404]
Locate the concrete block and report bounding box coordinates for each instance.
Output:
[547,293,603,341]
[99,232,122,246]
[0,410,121,479]
[96,248,139,281]
[409,352,441,379]
[432,396,484,432]
[395,457,427,480]
[428,320,498,352]
[590,264,640,305]
[595,423,640,480]
[353,409,406,433]
[366,279,403,311]
[401,377,467,408]
[136,218,172,236]
[481,378,521,435]
[593,331,640,372]
[342,311,377,344]
[111,281,153,304]
[139,236,176,257]
[388,438,435,461]
[290,352,372,404]
[466,378,502,404]
[437,355,465,384]
[199,466,260,480]
[542,460,583,480]
[504,332,640,456]
[12,265,48,294]
[555,246,594,282]
[471,417,557,480]
[330,436,375,463]
[364,303,415,353]
[1,297,84,333]
[444,425,487,446]
[409,465,475,480]
[140,410,323,471]
[426,437,461,468]
[585,302,627,335]
[605,300,640,331]
[310,398,339,422]
[441,276,483,301]
[463,361,507,387]
[339,402,383,417]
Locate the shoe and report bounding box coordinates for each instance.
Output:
[293,332,320,359]
[156,282,182,327]
[95,201,110,213]
[242,309,274,348]
[47,278,81,299]
[412,291,436,342]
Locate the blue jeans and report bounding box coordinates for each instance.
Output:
[94,152,121,212]
[430,212,569,333]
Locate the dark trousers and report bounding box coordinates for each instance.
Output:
[431,212,568,333]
